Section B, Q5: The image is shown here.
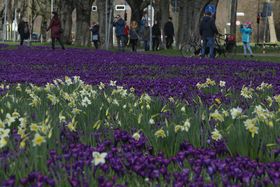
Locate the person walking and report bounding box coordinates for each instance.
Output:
[199,11,219,59]
[164,17,174,49]
[18,17,30,46]
[143,23,150,51]
[90,22,100,49]
[129,21,139,52]
[240,22,253,57]
[113,15,126,52]
[152,20,161,51]
[124,23,130,47]
[47,11,65,50]
[140,13,148,38]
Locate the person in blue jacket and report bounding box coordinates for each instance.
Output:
[113,15,126,52]
[240,23,253,57]
[199,11,219,59]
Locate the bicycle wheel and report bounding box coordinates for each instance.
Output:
[181,43,196,57]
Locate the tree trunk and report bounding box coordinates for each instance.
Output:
[74,0,94,46]
[96,0,106,48]
[160,0,169,30]
[18,0,28,18]
[230,0,238,36]
[177,0,219,48]
[7,0,13,24]
[159,0,169,48]
[60,0,74,44]
[40,15,48,41]
[126,0,150,23]
[154,0,160,22]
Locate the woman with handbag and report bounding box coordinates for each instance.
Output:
[47,11,65,50]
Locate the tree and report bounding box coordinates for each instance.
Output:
[74,0,95,46]
[96,0,106,46]
[230,0,238,36]
[59,0,75,44]
[35,0,50,42]
[159,0,169,48]
[176,0,219,48]
[126,0,150,23]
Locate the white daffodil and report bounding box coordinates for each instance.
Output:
[256,82,272,91]
[32,133,46,146]
[181,106,186,112]
[112,99,119,106]
[65,76,73,85]
[59,112,66,123]
[71,108,82,115]
[219,81,226,87]
[241,86,254,99]
[73,76,81,84]
[274,95,280,104]
[92,152,107,166]
[0,128,10,138]
[181,119,191,132]
[47,94,59,105]
[211,129,222,141]
[244,118,258,138]
[132,132,141,141]
[5,113,15,127]
[0,119,4,128]
[210,110,224,122]
[206,78,216,86]
[67,118,77,132]
[0,137,7,148]
[230,107,243,120]
[81,96,91,107]
[98,82,105,90]
[149,118,155,125]
[130,87,135,93]
[109,80,117,86]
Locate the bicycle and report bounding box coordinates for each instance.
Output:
[180,35,201,57]
[181,34,237,58]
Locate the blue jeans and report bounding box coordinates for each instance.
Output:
[116,35,125,52]
[243,42,253,56]
[144,40,149,51]
[201,37,215,59]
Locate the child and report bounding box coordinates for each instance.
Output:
[129,21,140,52]
[90,22,99,49]
[240,22,253,57]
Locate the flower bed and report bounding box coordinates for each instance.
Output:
[1,46,280,103]
[0,76,280,186]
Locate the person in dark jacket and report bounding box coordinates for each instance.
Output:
[90,22,99,49]
[199,12,219,59]
[164,17,174,49]
[18,17,30,45]
[152,20,161,51]
[47,11,65,50]
[129,21,139,52]
[113,15,126,52]
[143,23,150,51]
